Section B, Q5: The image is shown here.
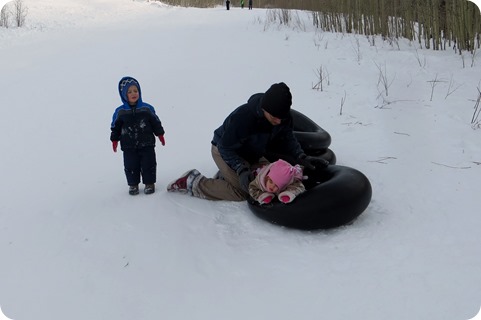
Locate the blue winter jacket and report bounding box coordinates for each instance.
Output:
[212,93,304,173]
[110,77,165,150]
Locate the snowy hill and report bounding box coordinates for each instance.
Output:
[1,0,481,319]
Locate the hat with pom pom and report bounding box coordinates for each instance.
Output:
[267,159,303,191]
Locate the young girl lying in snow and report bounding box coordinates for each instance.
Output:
[249,159,306,205]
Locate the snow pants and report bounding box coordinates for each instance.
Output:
[193,145,268,201]
[123,147,157,186]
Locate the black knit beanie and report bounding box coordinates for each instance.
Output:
[261,82,292,119]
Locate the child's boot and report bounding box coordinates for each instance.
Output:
[129,185,139,195]
[144,184,155,195]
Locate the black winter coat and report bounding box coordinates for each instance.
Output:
[212,93,304,172]
[110,104,165,150]
[110,77,164,151]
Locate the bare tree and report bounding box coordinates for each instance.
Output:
[13,0,27,28]
[1,4,10,28]
[427,73,446,101]
[445,74,463,99]
[339,91,347,115]
[312,65,329,92]
[374,61,395,98]
[471,83,481,129]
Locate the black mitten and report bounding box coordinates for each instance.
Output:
[298,154,329,170]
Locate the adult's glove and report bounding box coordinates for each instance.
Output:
[158,135,165,146]
[237,165,253,193]
[298,153,329,170]
[112,141,118,153]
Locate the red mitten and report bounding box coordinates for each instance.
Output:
[262,195,273,204]
[280,195,291,203]
[158,135,165,146]
[112,141,118,152]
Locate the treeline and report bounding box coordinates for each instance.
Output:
[155,0,480,53]
[0,0,28,28]
[307,0,480,53]
[158,0,219,7]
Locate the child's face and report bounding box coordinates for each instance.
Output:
[265,175,279,193]
[127,85,139,105]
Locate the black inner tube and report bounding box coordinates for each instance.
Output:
[248,165,372,230]
[291,109,331,151]
[248,109,371,230]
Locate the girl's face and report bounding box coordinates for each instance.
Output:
[265,175,279,193]
[127,85,139,105]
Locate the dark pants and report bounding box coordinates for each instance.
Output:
[123,147,157,186]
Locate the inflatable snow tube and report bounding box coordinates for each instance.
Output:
[265,147,336,166]
[306,148,337,165]
[266,109,336,165]
[247,165,372,230]
[291,109,331,152]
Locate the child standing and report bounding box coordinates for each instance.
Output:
[249,159,305,205]
[110,76,165,195]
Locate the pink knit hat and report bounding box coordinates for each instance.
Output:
[267,159,303,191]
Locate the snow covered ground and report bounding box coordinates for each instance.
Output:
[1,0,481,319]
